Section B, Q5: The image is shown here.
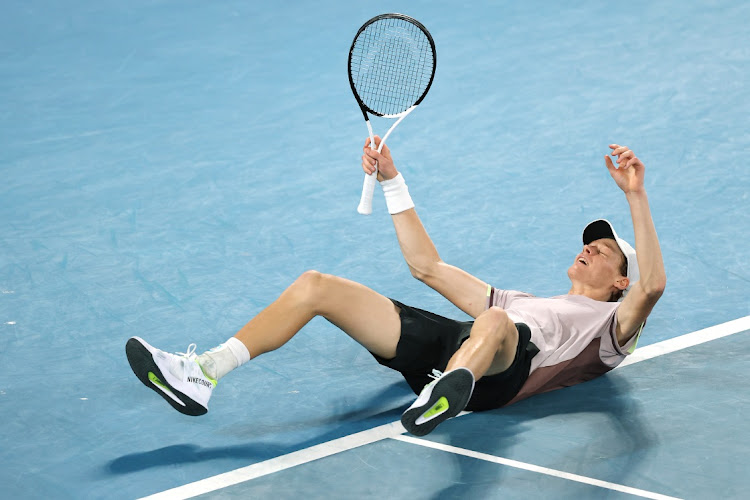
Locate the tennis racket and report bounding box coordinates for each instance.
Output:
[348,13,437,215]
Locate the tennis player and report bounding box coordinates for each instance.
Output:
[126,140,666,436]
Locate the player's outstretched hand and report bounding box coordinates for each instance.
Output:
[362,136,398,181]
[605,144,646,195]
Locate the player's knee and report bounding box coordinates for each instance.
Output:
[295,270,322,285]
[483,306,510,325]
[292,270,325,306]
[478,306,515,343]
[294,270,345,312]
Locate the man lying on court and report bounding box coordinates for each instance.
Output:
[126,141,666,437]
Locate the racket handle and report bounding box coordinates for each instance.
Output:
[357,170,378,215]
[358,120,378,215]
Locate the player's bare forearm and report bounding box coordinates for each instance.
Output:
[390,208,441,279]
[361,138,438,274]
[626,189,666,296]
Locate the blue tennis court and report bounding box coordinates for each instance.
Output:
[2,1,748,499]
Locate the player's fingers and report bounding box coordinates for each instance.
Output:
[364,147,379,160]
[617,149,633,159]
[364,148,386,172]
[623,155,643,170]
[626,156,641,168]
[362,152,376,166]
[362,157,376,174]
[604,155,616,171]
[609,144,621,151]
[617,150,634,163]
[612,146,629,156]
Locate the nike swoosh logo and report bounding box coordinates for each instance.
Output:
[415,396,449,425]
[148,371,186,407]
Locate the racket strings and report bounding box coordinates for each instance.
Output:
[350,17,434,116]
[357,22,430,112]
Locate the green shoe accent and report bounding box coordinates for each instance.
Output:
[422,396,449,419]
[148,371,171,392]
[196,361,218,387]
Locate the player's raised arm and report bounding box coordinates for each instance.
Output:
[605,145,667,345]
[362,139,488,318]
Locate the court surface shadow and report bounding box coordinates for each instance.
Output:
[430,374,657,499]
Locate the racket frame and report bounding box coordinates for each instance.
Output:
[348,13,436,215]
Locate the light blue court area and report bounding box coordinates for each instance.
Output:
[1,0,748,499]
[174,329,750,500]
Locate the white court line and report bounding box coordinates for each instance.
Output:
[617,315,750,368]
[139,421,407,500]
[140,315,749,500]
[392,434,682,500]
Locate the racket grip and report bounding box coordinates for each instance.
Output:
[357,170,378,215]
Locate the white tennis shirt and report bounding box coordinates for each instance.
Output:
[486,286,642,405]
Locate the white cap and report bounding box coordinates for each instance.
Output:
[582,219,639,299]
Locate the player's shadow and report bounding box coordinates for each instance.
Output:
[104,381,411,475]
[430,373,657,499]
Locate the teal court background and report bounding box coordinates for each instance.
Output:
[1,1,748,498]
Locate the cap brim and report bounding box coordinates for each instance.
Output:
[583,219,617,245]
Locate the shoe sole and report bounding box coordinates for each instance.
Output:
[401,368,474,437]
[126,337,208,416]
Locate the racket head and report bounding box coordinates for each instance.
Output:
[348,13,436,118]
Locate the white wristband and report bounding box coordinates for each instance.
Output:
[380,173,415,215]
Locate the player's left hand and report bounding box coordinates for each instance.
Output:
[605,144,645,194]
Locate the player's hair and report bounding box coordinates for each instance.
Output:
[608,257,629,302]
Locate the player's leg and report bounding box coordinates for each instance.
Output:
[232,270,401,361]
[401,306,519,436]
[445,306,519,378]
[126,270,402,416]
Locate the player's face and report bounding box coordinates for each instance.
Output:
[569,238,626,288]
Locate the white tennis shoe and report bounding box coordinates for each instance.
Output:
[401,367,475,436]
[126,336,216,416]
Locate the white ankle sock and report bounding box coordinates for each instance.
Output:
[197,337,251,380]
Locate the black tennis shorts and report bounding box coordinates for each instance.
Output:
[370,299,539,411]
